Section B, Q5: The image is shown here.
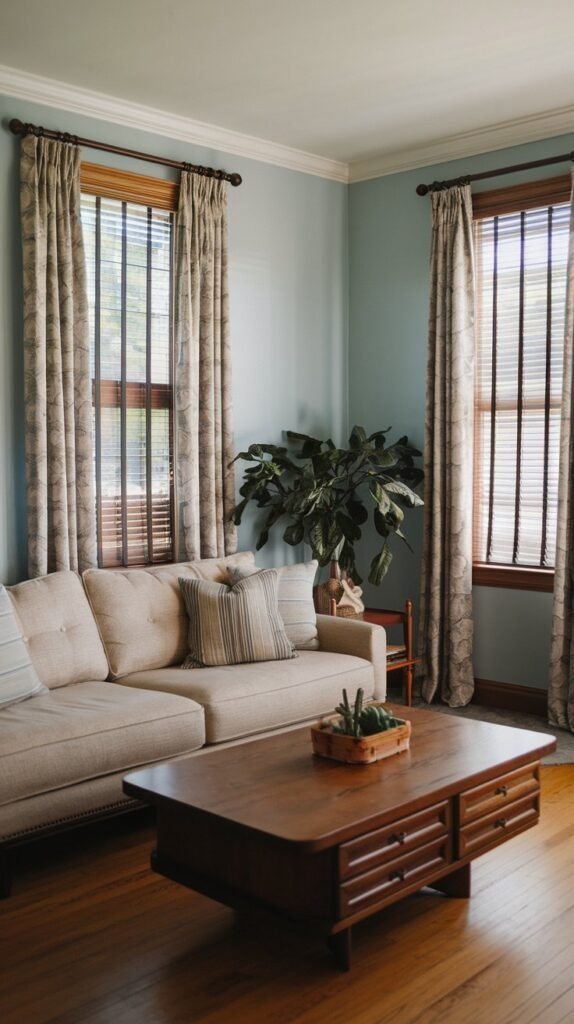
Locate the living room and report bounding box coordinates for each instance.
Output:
[1,2,574,1022]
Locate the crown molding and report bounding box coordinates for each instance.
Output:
[0,64,349,184]
[3,63,574,188]
[348,104,574,183]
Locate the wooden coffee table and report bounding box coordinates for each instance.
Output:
[123,704,556,969]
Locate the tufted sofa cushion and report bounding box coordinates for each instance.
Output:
[82,552,256,679]
[7,572,109,689]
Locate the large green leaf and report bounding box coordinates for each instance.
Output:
[369,482,392,515]
[283,521,305,546]
[394,526,414,552]
[255,529,269,550]
[286,430,321,444]
[369,448,400,469]
[385,497,404,528]
[368,428,391,447]
[349,425,368,450]
[310,519,342,565]
[231,498,248,525]
[369,544,393,585]
[373,509,390,538]
[336,512,361,543]
[346,498,369,525]
[384,480,424,508]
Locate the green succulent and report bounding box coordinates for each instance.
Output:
[330,688,401,737]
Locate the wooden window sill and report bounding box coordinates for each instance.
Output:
[472,564,554,592]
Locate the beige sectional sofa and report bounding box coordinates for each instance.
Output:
[0,552,386,891]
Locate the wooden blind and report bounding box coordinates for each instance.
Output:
[473,181,570,570]
[81,184,175,567]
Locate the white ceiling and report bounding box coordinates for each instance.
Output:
[2,0,574,177]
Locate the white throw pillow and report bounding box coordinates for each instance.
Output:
[0,585,47,708]
[228,560,319,651]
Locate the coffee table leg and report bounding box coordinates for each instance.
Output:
[429,863,471,898]
[327,927,352,971]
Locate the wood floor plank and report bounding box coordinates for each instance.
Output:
[1,767,573,1024]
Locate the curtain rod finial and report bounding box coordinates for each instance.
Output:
[230,173,242,187]
[9,118,24,136]
[416,183,429,196]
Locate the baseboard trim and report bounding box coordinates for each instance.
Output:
[473,678,547,717]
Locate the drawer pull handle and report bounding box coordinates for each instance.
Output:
[496,817,508,828]
[390,869,405,882]
[495,785,509,796]
[388,831,407,845]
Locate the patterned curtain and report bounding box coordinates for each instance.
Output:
[173,172,236,560]
[418,184,475,707]
[548,171,574,733]
[20,135,96,578]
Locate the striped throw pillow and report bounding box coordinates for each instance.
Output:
[228,561,319,650]
[179,569,296,668]
[0,585,47,708]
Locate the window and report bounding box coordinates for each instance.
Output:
[472,176,571,591]
[80,165,178,567]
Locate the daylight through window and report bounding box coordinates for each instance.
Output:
[473,192,569,571]
[81,193,174,567]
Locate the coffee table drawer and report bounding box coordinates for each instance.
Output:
[458,763,539,826]
[339,801,451,881]
[458,792,539,858]
[338,835,452,918]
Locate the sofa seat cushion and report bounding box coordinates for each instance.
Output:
[0,681,205,807]
[8,571,109,688]
[116,650,374,744]
[83,553,256,679]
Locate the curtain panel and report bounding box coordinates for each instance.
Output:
[173,172,237,561]
[418,184,476,707]
[548,171,574,733]
[20,135,96,578]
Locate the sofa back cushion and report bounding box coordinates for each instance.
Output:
[0,585,47,706]
[82,553,256,679]
[228,560,319,650]
[7,571,109,689]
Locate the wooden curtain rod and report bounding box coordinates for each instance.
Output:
[415,151,574,196]
[9,117,243,187]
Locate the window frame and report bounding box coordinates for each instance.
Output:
[80,162,179,568]
[472,174,571,592]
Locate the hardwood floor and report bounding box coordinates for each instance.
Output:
[1,766,574,1024]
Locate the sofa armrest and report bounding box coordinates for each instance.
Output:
[316,614,386,701]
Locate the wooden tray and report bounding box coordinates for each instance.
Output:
[311,710,411,765]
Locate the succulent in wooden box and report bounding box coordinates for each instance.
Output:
[330,688,401,737]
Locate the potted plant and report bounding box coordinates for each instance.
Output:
[311,687,411,764]
[231,426,423,586]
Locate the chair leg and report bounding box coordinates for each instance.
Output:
[0,849,12,899]
[404,665,413,707]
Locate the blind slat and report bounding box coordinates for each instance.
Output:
[474,200,569,569]
[81,195,174,567]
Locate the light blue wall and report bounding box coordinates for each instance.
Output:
[349,132,574,690]
[1,91,568,691]
[0,95,348,583]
